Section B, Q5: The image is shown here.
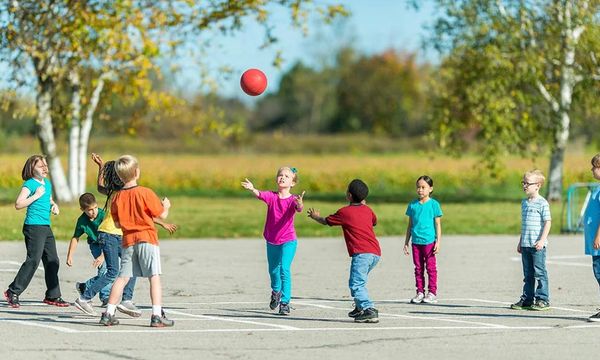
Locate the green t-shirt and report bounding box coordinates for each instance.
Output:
[73,208,106,244]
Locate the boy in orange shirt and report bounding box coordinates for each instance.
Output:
[99,155,174,327]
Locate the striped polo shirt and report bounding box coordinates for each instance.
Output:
[520,196,551,247]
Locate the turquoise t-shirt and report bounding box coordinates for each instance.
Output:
[23,178,52,225]
[584,186,600,256]
[406,198,443,245]
[73,208,105,244]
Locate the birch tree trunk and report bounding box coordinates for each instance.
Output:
[68,69,82,197]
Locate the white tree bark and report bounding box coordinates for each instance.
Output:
[68,69,82,197]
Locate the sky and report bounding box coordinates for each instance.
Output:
[171,0,437,100]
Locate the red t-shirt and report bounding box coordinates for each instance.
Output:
[326,204,381,257]
[111,186,164,247]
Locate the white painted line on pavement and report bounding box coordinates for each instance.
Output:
[168,309,300,330]
[0,318,79,333]
[462,298,590,313]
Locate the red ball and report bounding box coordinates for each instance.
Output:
[240,68,267,96]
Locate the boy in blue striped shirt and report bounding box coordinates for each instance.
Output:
[511,169,552,311]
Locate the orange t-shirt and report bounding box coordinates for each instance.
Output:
[111,186,164,247]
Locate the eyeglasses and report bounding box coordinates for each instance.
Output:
[521,181,538,187]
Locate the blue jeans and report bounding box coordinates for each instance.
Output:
[593,256,600,292]
[520,247,549,303]
[266,240,297,304]
[84,242,111,301]
[349,253,380,310]
[82,232,136,301]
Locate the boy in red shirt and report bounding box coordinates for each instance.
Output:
[99,155,174,327]
[308,179,381,323]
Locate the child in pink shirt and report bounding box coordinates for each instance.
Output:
[242,167,305,315]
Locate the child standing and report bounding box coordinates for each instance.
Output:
[4,155,68,308]
[404,175,443,304]
[511,169,551,311]
[308,179,381,323]
[66,193,111,314]
[241,167,304,315]
[73,154,140,317]
[100,155,174,327]
[584,154,600,321]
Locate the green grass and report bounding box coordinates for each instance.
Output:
[0,196,564,241]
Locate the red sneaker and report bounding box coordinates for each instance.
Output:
[43,297,69,307]
[4,290,20,308]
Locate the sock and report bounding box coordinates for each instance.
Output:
[106,303,117,315]
[152,305,162,316]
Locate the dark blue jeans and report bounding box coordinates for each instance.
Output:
[82,232,135,301]
[520,247,549,304]
[593,256,600,291]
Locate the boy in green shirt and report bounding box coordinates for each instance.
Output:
[66,193,111,313]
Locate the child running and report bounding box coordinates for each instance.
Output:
[308,179,381,323]
[583,154,600,322]
[241,167,304,315]
[66,193,111,310]
[510,169,551,311]
[4,155,68,308]
[100,155,174,327]
[404,175,443,304]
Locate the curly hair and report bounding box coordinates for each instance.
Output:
[101,160,124,211]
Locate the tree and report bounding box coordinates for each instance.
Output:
[0,0,347,202]
[420,0,600,201]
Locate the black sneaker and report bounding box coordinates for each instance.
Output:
[4,290,20,308]
[150,311,174,327]
[100,299,109,308]
[269,291,281,310]
[100,312,120,326]
[354,308,379,323]
[348,306,362,318]
[279,302,290,315]
[75,282,85,296]
[510,298,532,310]
[43,297,69,307]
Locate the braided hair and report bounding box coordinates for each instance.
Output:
[101,160,124,211]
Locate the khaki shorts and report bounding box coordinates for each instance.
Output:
[119,242,162,277]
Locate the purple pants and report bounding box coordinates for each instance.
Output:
[412,242,437,295]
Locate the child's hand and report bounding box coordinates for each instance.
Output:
[534,240,545,251]
[92,253,105,268]
[34,185,45,198]
[403,244,410,255]
[160,222,178,234]
[51,203,60,215]
[594,237,600,250]
[307,208,320,219]
[66,255,73,267]
[162,197,171,209]
[241,178,255,191]
[517,242,522,254]
[433,241,440,254]
[91,153,103,167]
[295,191,305,208]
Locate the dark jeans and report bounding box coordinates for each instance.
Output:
[9,225,61,298]
[82,232,136,301]
[593,256,600,291]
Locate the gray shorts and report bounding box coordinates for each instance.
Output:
[119,242,162,277]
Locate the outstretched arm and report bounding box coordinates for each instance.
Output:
[154,217,178,234]
[92,153,108,195]
[241,178,260,197]
[307,208,328,225]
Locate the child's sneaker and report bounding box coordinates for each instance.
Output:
[530,299,550,311]
[279,302,290,315]
[150,311,174,327]
[117,300,142,317]
[4,289,20,308]
[410,292,425,304]
[75,282,85,296]
[422,292,438,304]
[354,308,379,323]
[588,310,600,322]
[43,297,69,307]
[99,312,120,326]
[348,306,361,318]
[269,291,281,310]
[74,298,97,316]
[510,298,532,310]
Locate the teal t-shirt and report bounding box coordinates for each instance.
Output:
[405,198,443,245]
[23,178,52,225]
[73,208,106,244]
[584,186,600,256]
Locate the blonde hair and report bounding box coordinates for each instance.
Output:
[524,169,545,186]
[591,153,600,168]
[115,155,139,183]
[277,166,299,184]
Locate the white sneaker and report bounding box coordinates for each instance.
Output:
[117,300,142,317]
[74,297,97,316]
[422,292,438,304]
[589,310,600,322]
[410,292,425,304]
